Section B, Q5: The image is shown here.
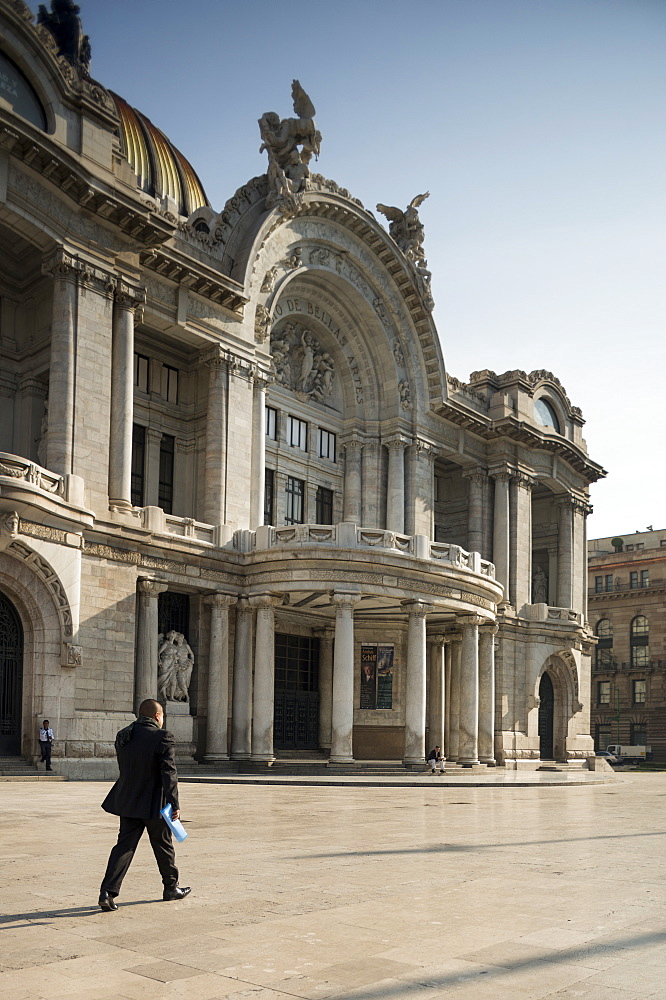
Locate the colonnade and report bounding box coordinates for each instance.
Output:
[135,580,499,766]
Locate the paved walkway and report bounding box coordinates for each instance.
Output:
[1,772,664,999]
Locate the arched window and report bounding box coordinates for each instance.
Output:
[630,615,649,668]
[0,51,47,131]
[534,398,561,433]
[595,618,613,669]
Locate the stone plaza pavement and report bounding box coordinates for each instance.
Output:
[1,772,665,1000]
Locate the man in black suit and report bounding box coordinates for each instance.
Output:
[98,698,191,911]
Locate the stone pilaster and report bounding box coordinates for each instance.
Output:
[42,250,78,476]
[203,349,230,527]
[557,495,574,609]
[330,592,361,763]
[361,441,381,527]
[465,469,486,554]
[250,594,281,761]
[478,623,499,765]
[402,601,431,764]
[492,471,511,604]
[315,627,334,749]
[203,594,237,761]
[510,473,536,611]
[458,616,483,766]
[572,498,590,615]
[144,427,163,508]
[231,598,253,759]
[411,440,437,539]
[448,633,462,760]
[342,437,363,523]
[109,281,145,511]
[427,634,446,755]
[135,579,168,713]
[386,437,407,533]
[250,374,268,528]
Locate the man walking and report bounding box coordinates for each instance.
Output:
[39,719,54,771]
[98,698,191,911]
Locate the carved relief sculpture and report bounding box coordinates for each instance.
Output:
[532,566,548,604]
[376,193,434,310]
[157,631,194,702]
[259,81,321,212]
[270,322,336,402]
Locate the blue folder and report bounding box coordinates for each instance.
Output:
[160,803,188,842]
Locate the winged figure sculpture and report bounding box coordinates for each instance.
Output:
[376,192,430,261]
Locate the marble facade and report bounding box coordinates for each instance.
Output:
[0,1,605,776]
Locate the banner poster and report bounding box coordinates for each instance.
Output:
[360,644,394,710]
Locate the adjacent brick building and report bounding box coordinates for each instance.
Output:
[588,528,666,760]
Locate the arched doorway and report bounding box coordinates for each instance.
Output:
[538,671,555,760]
[0,591,24,754]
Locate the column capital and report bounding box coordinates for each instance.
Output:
[42,247,78,282]
[514,472,537,492]
[137,578,168,597]
[342,436,364,455]
[401,599,433,618]
[462,467,488,484]
[313,627,335,641]
[478,622,499,636]
[204,593,238,609]
[427,632,448,646]
[114,279,146,313]
[385,435,409,452]
[145,426,164,444]
[413,437,439,460]
[249,592,283,609]
[252,369,271,390]
[456,614,486,628]
[331,591,362,610]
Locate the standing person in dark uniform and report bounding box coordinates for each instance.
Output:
[39,720,54,771]
[98,698,191,911]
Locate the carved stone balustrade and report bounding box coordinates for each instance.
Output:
[0,451,92,528]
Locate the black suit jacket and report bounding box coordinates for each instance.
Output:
[101,716,179,820]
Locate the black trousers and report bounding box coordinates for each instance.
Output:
[39,741,52,767]
[100,816,179,895]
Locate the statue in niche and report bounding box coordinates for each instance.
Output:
[260,266,278,294]
[157,631,194,703]
[259,81,321,212]
[38,0,92,76]
[270,322,335,403]
[532,566,548,604]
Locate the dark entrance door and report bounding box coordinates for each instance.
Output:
[273,633,320,750]
[538,671,555,760]
[0,592,24,754]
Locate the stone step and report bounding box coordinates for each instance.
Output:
[0,756,66,779]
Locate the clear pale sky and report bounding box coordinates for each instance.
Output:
[64,0,665,540]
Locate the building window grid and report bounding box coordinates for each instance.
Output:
[632,679,646,705]
[130,423,146,507]
[266,407,277,440]
[597,681,611,705]
[264,468,275,525]
[317,428,336,462]
[315,486,333,525]
[134,353,149,393]
[158,434,175,514]
[630,615,649,668]
[160,365,178,404]
[287,415,308,451]
[285,476,305,525]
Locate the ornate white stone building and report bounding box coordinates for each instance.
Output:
[0,0,605,776]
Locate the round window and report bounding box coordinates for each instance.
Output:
[534,398,560,432]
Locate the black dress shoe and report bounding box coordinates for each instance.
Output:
[163,885,191,901]
[98,891,118,911]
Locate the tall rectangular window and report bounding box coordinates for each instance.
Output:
[595,576,603,593]
[131,424,146,507]
[160,365,178,403]
[266,406,277,440]
[287,415,308,451]
[595,723,611,752]
[158,434,175,514]
[315,486,333,525]
[605,575,614,592]
[317,428,336,461]
[632,679,646,704]
[641,570,649,588]
[597,681,611,705]
[630,571,638,589]
[264,468,275,525]
[285,476,304,524]
[630,723,647,745]
[134,353,149,393]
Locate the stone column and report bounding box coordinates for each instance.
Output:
[492,472,511,604]
[478,623,499,765]
[144,427,163,508]
[109,282,145,511]
[231,598,253,759]
[250,594,281,761]
[572,499,588,615]
[203,350,229,527]
[428,634,446,754]
[361,441,381,527]
[458,616,482,766]
[43,249,78,476]
[343,438,363,523]
[466,470,486,554]
[203,594,237,761]
[448,634,462,761]
[443,635,458,759]
[510,474,535,611]
[315,628,334,749]
[330,592,361,763]
[412,440,437,538]
[386,437,407,533]
[250,374,267,528]
[135,579,168,713]
[403,601,432,765]
[557,495,574,609]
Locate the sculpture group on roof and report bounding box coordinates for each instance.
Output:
[259,80,321,213]
[37,0,91,76]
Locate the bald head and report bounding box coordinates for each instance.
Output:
[138,698,162,720]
